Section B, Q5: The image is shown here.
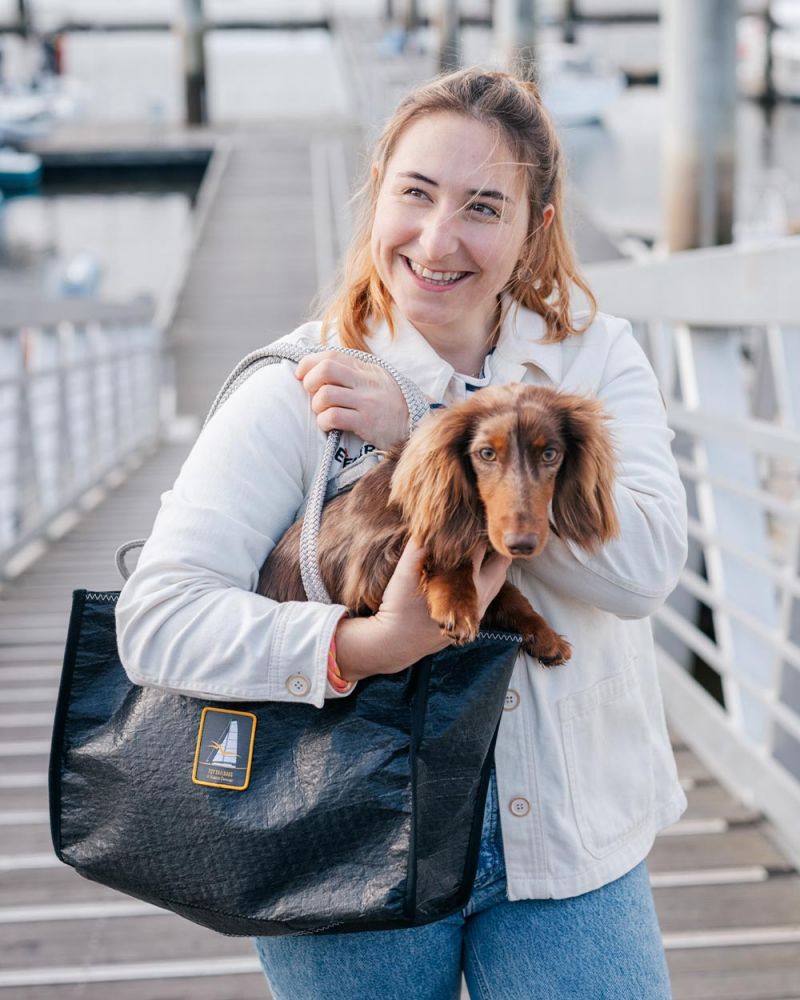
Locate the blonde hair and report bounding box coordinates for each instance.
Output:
[320,67,596,351]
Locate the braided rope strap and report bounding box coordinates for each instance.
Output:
[117,340,429,606]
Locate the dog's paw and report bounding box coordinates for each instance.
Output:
[523,629,572,667]
[437,610,480,646]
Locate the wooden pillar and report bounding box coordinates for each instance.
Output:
[494,0,537,77]
[16,0,31,37]
[403,0,420,33]
[661,0,737,250]
[562,0,578,45]
[439,0,461,72]
[179,0,207,126]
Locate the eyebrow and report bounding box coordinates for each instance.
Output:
[396,171,513,204]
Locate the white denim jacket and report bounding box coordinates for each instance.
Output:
[116,302,689,900]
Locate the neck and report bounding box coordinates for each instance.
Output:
[416,301,502,376]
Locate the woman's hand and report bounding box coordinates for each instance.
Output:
[296,351,410,450]
[334,540,512,682]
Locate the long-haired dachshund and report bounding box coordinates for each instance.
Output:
[259,383,619,666]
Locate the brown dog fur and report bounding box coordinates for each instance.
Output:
[259,383,619,665]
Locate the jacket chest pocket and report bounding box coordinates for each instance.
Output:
[559,661,654,859]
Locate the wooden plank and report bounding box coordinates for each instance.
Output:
[667,942,800,1000]
[649,826,795,873]
[673,748,714,782]
[654,876,800,933]
[0,974,271,1000]
[682,783,762,824]
[0,915,255,970]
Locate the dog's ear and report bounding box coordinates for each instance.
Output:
[551,395,619,553]
[389,407,483,569]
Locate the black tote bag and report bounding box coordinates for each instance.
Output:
[49,343,522,936]
[49,590,520,937]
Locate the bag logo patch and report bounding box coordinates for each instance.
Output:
[192,707,256,791]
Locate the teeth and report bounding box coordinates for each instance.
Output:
[407,258,466,283]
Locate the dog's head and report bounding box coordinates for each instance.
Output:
[389,384,619,568]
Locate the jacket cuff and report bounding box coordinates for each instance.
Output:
[267,601,352,708]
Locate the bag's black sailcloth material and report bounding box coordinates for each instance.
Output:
[50,590,521,937]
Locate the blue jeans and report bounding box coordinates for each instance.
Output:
[254,768,672,999]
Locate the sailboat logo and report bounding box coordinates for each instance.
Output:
[192,707,257,791]
[207,720,240,766]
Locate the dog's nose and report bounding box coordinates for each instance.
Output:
[504,533,539,556]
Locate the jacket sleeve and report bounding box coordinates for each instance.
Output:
[524,321,688,618]
[115,360,353,708]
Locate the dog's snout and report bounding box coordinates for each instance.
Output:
[503,532,539,556]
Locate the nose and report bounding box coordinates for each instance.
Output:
[503,532,540,557]
[419,208,459,261]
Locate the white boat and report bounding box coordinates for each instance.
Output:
[0,77,88,144]
[537,43,626,126]
[0,147,42,190]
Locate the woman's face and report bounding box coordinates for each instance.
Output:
[370,112,531,349]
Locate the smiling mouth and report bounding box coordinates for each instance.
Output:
[402,255,471,287]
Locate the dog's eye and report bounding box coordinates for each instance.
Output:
[541,448,560,463]
[479,447,497,462]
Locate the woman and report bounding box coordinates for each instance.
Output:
[117,69,688,999]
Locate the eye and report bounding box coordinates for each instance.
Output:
[402,187,429,201]
[541,447,560,464]
[468,202,500,219]
[479,447,497,462]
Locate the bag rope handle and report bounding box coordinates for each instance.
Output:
[115,341,430,606]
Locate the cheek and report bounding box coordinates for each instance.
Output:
[472,228,524,284]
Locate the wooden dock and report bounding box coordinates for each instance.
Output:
[2,432,800,997]
[3,81,800,1000]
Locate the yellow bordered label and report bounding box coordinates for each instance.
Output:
[192,707,256,791]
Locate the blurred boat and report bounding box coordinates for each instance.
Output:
[738,4,800,99]
[0,147,42,190]
[537,43,626,126]
[0,76,88,143]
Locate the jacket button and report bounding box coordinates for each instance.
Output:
[504,689,520,711]
[509,796,531,817]
[286,674,311,697]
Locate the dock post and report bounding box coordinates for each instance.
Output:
[16,0,31,36]
[403,0,420,33]
[562,0,578,45]
[179,0,207,126]
[661,0,737,250]
[494,0,538,78]
[439,0,461,72]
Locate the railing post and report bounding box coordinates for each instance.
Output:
[677,326,781,746]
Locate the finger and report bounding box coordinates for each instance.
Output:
[300,358,359,395]
[295,351,339,380]
[310,383,359,415]
[398,536,426,570]
[315,407,360,434]
[482,550,512,576]
[470,544,488,574]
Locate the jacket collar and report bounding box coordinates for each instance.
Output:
[366,296,563,402]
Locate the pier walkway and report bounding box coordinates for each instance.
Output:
[2,17,800,1000]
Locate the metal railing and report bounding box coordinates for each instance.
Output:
[584,236,800,864]
[0,297,162,580]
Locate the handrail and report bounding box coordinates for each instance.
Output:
[583,235,800,867]
[583,235,800,325]
[0,296,155,333]
[0,297,163,580]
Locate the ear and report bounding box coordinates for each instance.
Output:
[389,408,483,570]
[551,395,619,553]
